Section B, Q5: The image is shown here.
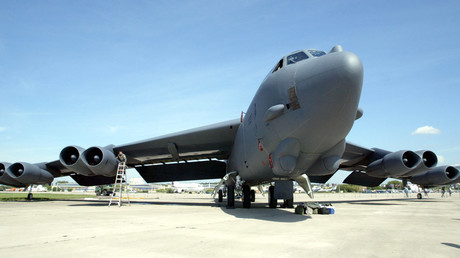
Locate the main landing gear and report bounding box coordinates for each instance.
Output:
[268,185,293,208]
[222,182,295,209]
[26,184,34,200]
[220,184,256,209]
[242,185,256,208]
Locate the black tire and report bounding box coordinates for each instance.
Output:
[284,198,294,208]
[268,185,277,208]
[102,190,107,196]
[227,185,235,208]
[250,189,256,202]
[243,185,251,208]
[27,193,33,200]
[218,189,223,203]
[417,193,422,199]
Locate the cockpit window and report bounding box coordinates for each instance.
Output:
[308,50,326,57]
[272,59,283,73]
[287,51,308,65]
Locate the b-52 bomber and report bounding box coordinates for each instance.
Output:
[1,45,459,208]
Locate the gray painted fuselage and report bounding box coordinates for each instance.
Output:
[228,48,363,185]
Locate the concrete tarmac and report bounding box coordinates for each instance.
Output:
[1,192,459,257]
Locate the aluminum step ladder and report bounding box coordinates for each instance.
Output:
[108,162,130,207]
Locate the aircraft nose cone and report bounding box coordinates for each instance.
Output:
[330,51,363,89]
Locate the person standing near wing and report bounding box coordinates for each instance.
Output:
[404,187,409,198]
[117,151,127,163]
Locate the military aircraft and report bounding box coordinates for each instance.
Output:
[172,181,205,193]
[1,45,459,207]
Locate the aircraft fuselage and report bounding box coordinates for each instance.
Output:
[228,47,363,185]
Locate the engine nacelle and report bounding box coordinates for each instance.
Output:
[366,149,421,178]
[59,146,95,176]
[403,150,438,177]
[452,166,460,184]
[0,162,24,187]
[6,162,54,185]
[81,146,118,177]
[410,166,460,186]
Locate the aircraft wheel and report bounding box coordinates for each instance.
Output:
[250,189,256,202]
[284,198,294,208]
[218,189,223,202]
[227,185,235,208]
[243,185,251,208]
[27,193,33,200]
[268,185,277,208]
[417,193,422,199]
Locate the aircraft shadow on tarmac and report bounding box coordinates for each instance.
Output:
[60,197,443,222]
[327,198,441,206]
[215,201,310,222]
[442,242,460,250]
[61,199,309,222]
[65,199,214,207]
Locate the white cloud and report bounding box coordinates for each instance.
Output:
[0,127,6,132]
[411,126,440,135]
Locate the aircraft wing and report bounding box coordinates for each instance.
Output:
[1,119,241,187]
[336,142,388,187]
[337,142,459,187]
[113,119,240,165]
[112,119,241,183]
[340,142,375,170]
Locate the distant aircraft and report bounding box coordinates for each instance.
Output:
[172,181,205,193]
[1,45,459,207]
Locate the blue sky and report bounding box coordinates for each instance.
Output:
[1,0,459,184]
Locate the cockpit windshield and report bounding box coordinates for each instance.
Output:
[308,50,326,57]
[287,51,308,65]
[263,49,328,81]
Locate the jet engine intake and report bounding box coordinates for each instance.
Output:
[410,166,459,186]
[366,150,421,178]
[81,146,118,177]
[59,146,95,176]
[403,150,438,177]
[6,162,54,185]
[0,162,23,186]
